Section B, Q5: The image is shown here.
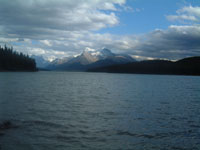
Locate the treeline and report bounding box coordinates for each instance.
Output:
[0,45,37,71]
[88,56,200,76]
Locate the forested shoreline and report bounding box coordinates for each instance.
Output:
[0,45,37,71]
[88,56,200,76]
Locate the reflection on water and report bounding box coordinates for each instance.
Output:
[0,72,200,150]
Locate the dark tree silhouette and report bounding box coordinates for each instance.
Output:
[0,45,37,71]
[88,57,200,76]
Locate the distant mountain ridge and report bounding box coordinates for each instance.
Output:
[88,56,200,76]
[31,48,200,76]
[46,48,136,71]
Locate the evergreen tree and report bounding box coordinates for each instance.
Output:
[0,45,37,71]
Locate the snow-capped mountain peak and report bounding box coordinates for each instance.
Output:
[98,48,115,58]
[81,48,115,59]
[46,48,136,70]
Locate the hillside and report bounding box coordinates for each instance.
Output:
[88,56,200,76]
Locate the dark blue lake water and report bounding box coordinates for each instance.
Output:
[0,72,200,150]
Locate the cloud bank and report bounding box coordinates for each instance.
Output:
[133,25,200,59]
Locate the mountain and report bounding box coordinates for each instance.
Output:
[31,55,50,68]
[68,50,98,65]
[88,56,200,76]
[95,48,116,59]
[46,48,135,71]
[47,56,74,70]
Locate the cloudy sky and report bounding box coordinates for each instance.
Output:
[0,0,200,60]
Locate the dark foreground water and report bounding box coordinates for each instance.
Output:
[0,72,200,150]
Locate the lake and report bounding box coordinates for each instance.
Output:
[0,72,200,150]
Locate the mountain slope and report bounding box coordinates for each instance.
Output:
[88,56,200,76]
[31,55,50,68]
[67,50,98,65]
[47,56,74,70]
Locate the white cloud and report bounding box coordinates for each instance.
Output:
[166,6,200,22]
[178,6,200,16]
[167,15,197,22]
[40,40,52,47]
